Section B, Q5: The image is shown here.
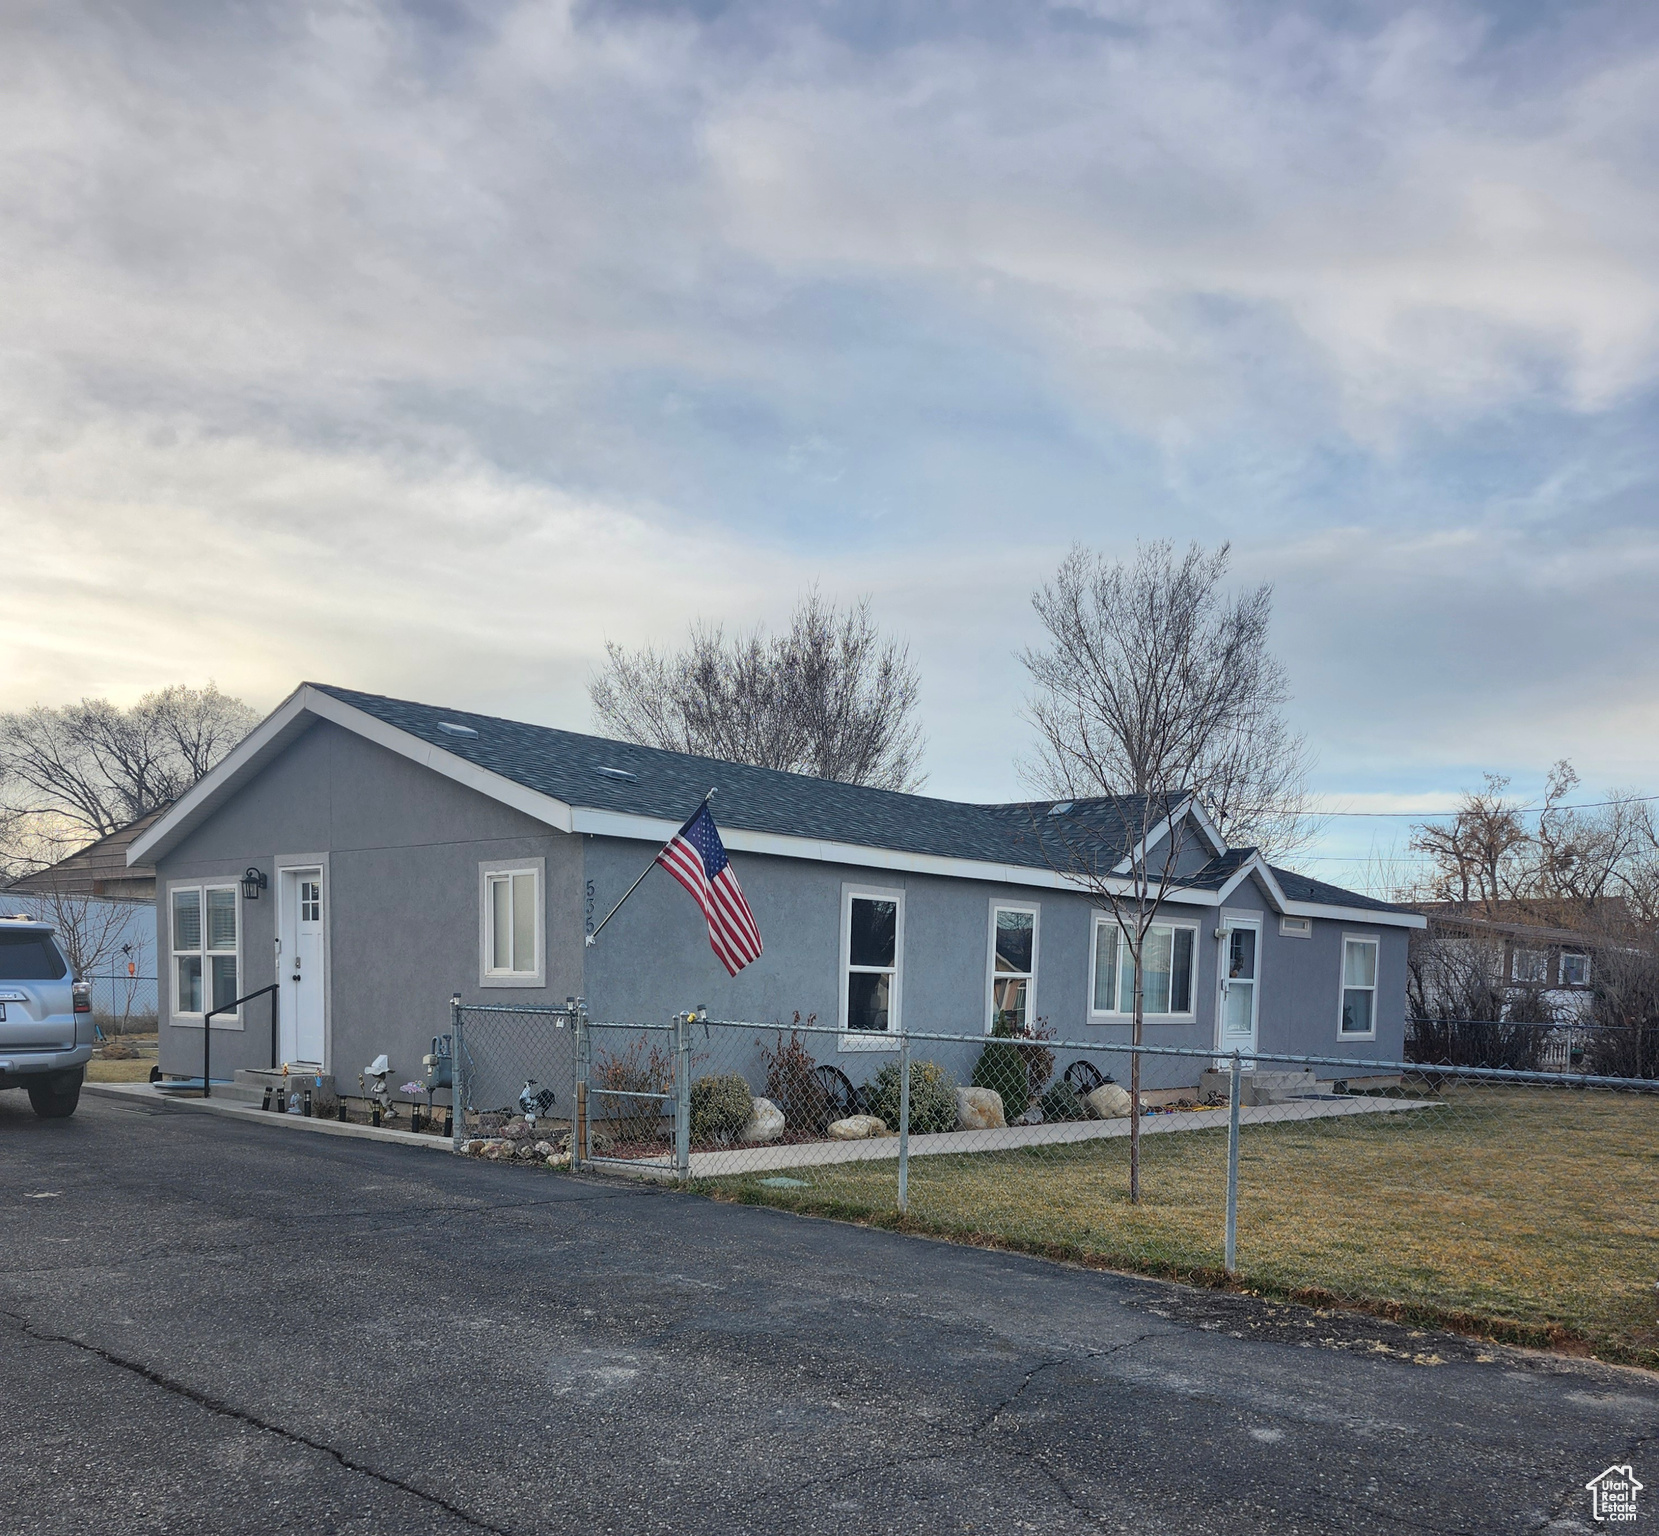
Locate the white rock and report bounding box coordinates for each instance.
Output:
[742,1098,786,1143]
[1086,1084,1132,1119]
[955,1086,1006,1130]
[828,1114,889,1140]
[532,1140,556,1157]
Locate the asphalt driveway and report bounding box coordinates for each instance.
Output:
[1,1091,1653,1535]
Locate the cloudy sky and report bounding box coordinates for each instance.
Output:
[4,0,1658,883]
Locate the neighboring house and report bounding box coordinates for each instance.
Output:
[1412,900,1608,1020]
[129,684,1424,1093]
[5,810,164,987]
[5,808,164,902]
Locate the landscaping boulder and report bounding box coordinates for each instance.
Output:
[742,1097,786,1143]
[828,1114,890,1140]
[483,1138,516,1160]
[955,1086,1006,1130]
[532,1140,556,1158]
[501,1118,533,1141]
[515,1141,541,1160]
[1086,1084,1132,1119]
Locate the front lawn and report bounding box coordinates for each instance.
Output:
[702,1085,1659,1368]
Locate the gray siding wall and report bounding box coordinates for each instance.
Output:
[582,845,1408,1097]
[155,722,584,1085]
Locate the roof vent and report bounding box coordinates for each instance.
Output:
[595,766,637,782]
[1048,801,1073,816]
[437,721,479,739]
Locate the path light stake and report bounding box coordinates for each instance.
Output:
[337,1100,347,1123]
[897,1030,911,1216]
[443,1108,452,1139]
[302,1087,312,1118]
[1225,1052,1242,1273]
[260,1085,274,1113]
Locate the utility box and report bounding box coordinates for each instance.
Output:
[423,1034,453,1094]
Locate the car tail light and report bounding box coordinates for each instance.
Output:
[73,982,92,1014]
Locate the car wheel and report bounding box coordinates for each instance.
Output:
[28,1068,83,1119]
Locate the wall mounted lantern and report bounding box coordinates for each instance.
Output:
[241,867,268,901]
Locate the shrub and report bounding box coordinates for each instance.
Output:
[972,1016,1036,1122]
[757,1016,830,1132]
[1040,1080,1087,1123]
[690,1073,754,1145]
[866,1059,957,1135]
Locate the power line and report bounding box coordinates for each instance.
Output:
[1313,792,1659,820]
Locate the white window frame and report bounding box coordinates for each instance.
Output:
[1559,951,1590,988]
[1279,915,1312,939]
[985,901,1039,1035]
[478,857,546,989]
[839,883,905,1051]
[1087,913,1199,1021]
[1337,933,1380,1040]
[167,878,243,1029]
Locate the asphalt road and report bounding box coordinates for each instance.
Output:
[1,1092,1653,1535]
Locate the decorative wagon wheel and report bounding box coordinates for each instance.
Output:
[813,1064,865,1121]
[1064,1059,1110,1096]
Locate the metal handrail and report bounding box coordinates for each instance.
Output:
[202,983,279,1098]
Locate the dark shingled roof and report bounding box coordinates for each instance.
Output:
[312,684,1402,913]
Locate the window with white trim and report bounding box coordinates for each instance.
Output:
[842,888,902,1044]
[1340,936,1378,1036]
[479,860,544,987]
[1559,951,1589,987]
[1089,917,1196,1017]
[988,905,1037,1032]
[171,884,239,1017]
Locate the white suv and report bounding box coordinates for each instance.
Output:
[0,915,93,1118]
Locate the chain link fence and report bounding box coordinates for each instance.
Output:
[448,1003,1659,1366]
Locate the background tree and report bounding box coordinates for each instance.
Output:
[589,592,926,791]
[1020,540,1309,1203]
[0,684,259,872]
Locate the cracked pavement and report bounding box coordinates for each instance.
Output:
[2,1092,1655,1534]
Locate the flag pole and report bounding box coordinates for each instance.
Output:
[584,787,717,947]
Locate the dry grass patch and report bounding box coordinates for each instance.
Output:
[704,1086,1659,1368]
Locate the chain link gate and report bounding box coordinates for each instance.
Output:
[573,1012,707,1178]
[450,997,583,1152]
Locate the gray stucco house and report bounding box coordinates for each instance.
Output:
[131,684,1423,1095]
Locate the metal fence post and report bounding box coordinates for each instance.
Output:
[450,994,464,1151]
[675,1011,692,1182]
[1225,1050,1242,1272]
[897,1030,911,1216]
[573,1002,589,1173]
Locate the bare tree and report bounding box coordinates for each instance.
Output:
[590,593,926,791]
[0,684,258,866]
[1408,773,1531,914]
[1021,540,1307,1203]
[1022,542,1314,858]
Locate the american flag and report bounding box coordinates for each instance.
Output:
[656,802,764,976]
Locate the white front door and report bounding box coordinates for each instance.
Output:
[1217,919,1260,1061]
[279,868,326,1065]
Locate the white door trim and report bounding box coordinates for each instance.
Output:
[275,853,330,1070]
